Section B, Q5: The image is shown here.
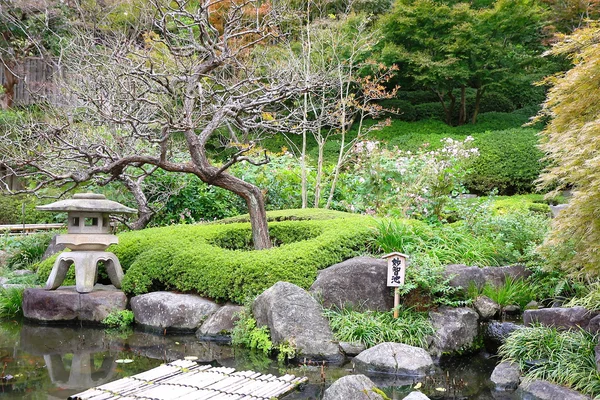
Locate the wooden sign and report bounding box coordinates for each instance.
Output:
[383,252,408,287]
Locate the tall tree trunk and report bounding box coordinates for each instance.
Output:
[121,175,154,230]
[1,62,18,109]
[447,90,456,126]
[471,87,485,124]
[212,171,271,249]
[458,85,467,126]
[314,136,324,208]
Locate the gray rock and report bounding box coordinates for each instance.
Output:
[503,305,521,315]
[12,269,34,276]
[252,282,342,362]
[310,257,393,311]
[131,292,219,331]
[445,264,485,291]
[339,342,366,356]
[429,307,479,356]
[525,301,539,310]
[23,285,127,323]
[404,392,430,400]
[0,250,8,267]
[483,321,523,353]
[42,235,67,261]
[523,307,597,330]
[596,344,600,373]
[518,379,590,399]
[322,374,384,400]
[550,204,568,218]
[354,342,435,376]
[490,361,520,391]
[586,314,600,334]
[474,295,500,320]
[196,304,244,339]
[0,277,8,285]
[481,265,531,288]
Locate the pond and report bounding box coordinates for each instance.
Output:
[0,321,514,400]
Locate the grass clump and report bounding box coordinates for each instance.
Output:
[566,282,600,310]
[37,209,373,303]
[1,232,55,270]
[499,326,600,397]
[469,276,536,309]
[0,287,25,319]
[323,306,434,348]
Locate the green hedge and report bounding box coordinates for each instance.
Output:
[465,128,545,194]
[37,209,374,303]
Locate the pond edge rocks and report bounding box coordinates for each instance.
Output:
[353,342,435,376]
[252,281,343,362]
[322,374,384,400]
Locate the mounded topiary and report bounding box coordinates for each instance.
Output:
[36,209,374,303]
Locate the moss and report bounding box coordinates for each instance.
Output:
[37,209,374,303]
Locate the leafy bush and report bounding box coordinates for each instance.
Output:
[323,306,434,348]
[415,102,445,121]
[2,232,54,270]
[0,195,58,225]
[376,99,417,121]
[478,91,515,114]
[102,310,134,329]
[465,128,545,194]
[499,326,600,397]
[37,210,373,303]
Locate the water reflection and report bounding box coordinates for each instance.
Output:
[0,321,511,399]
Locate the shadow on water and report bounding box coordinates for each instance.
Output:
[0,321,514,399]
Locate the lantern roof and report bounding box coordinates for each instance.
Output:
[36,193,137,215]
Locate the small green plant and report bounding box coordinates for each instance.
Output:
[480,276,536,309]
[499,326,600,397]
[323,306,434,348]
[101,310,134,329]
[4,232,54,270]
[0,287,25,319]
[566,282,600,310]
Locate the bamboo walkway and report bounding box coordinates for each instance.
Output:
[69,359,308,400]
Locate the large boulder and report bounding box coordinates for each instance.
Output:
[481,265,531,288]
[353,342,435,376]
[483,321,523,353]
[429,307,479,356]
[339,342,366,357]
[404,392,430,400]
[322,375,384,400]
[310,257,393,311]
[490,361,520,391]
[474,295,500,320]
[131,292,219,332]
[444,264,485,290]
[586,314,600,334]
[23,285,127,323]
[523,307,597,330]
[196,304,244,340]
[518,379,591,400]
[252,282,342,362]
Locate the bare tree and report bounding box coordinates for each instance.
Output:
[0,0,309,249]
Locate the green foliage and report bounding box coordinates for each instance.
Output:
[231,307,273,355]
[0,194,58,225]
[101,310,134,329]
[474,277,536,309]
[0,287,25,319]
[323,306,434,348]
[566,282,600,310]
[465,128,545,194]
[499,326,600,397]
[2,232,54,270]
[38,210,373,303]
[535,24,600,278]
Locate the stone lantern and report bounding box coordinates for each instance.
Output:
[37,193,137,293]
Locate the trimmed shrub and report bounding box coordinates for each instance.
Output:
[37,209,374,303]
[477,91,515,114]
[414,102,445,121]
[376,99,417,121]
[466,128,544,194]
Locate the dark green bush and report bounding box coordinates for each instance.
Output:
[397,90,440,105]
[0,195,57,225]
[376,99,417,121]
[477,91,516,114]
[37,209,374,303]
[414,102,445,121]
[466,128,544,194]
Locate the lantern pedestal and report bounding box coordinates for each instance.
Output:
[46,251,124,293]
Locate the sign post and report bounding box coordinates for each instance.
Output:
[382,252,408,318]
